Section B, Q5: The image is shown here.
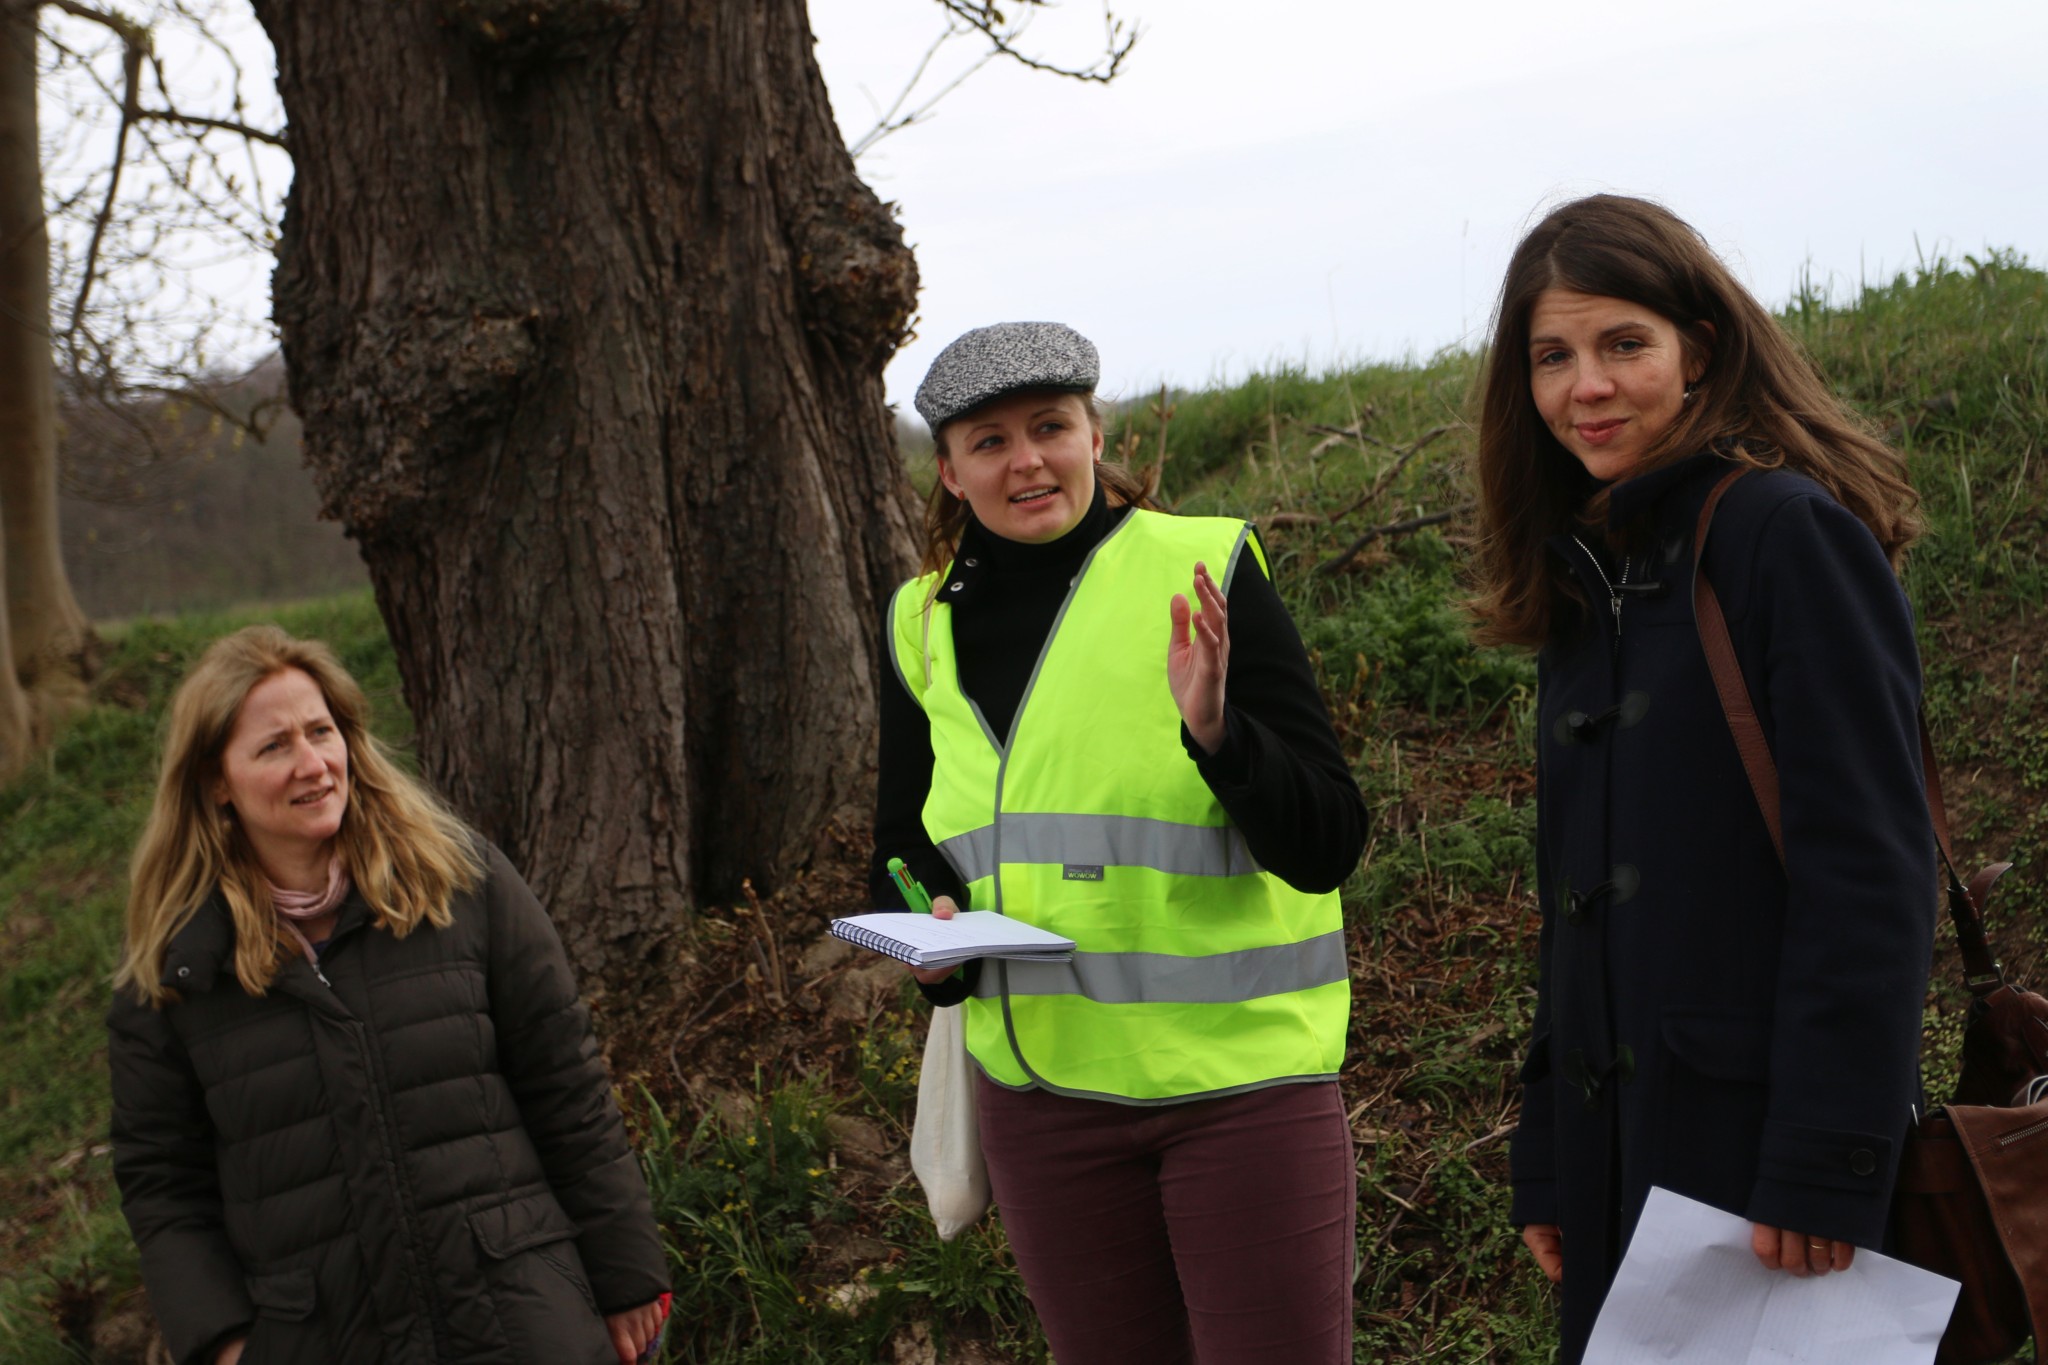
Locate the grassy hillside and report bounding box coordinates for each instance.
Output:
[1,254,2040,1362]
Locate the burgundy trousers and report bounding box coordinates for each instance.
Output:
[974,1073,1356,1365]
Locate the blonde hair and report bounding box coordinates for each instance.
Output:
[919,390,1162,577]
[117,625,483,1006]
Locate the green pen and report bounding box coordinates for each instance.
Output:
[886,856,934,914]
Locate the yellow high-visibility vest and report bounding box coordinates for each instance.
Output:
[888,508,1349,1103]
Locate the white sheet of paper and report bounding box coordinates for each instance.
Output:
[1582,1186,1960,1365]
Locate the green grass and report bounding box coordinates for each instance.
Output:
[630,1073,1046,1364]
[5,253,2042,1362]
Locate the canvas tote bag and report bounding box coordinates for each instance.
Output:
[910,1003,992,1240]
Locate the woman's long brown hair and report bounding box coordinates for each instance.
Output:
[1469,194,1922,649]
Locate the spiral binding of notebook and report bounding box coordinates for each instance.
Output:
[833,920,924,967]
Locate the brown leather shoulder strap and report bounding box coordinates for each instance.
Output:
[1692,468,1785,864]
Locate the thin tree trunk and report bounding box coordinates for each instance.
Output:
[0,525,27,780]
[0,1,94,711]
[253,0,920,983]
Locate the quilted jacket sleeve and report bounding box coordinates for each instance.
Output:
[107,992,254,1365]
[480,843,671,1313]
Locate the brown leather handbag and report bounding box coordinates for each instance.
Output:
[1693,467,2034,1364]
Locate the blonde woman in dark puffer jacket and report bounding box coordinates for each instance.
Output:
[109,625,669,1365]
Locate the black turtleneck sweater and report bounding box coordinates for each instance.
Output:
[870,488,1368,1001]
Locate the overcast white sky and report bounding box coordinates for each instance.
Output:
[809,0,2048,416]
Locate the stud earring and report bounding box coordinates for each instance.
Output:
[1682,382,1700,405]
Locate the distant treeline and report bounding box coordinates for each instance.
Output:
[67,395,939,624]
[57,362,369,621]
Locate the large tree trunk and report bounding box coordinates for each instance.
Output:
[0,1,94,723]
[253,0,920,983]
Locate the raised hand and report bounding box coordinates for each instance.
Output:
[1167,561,1229,755]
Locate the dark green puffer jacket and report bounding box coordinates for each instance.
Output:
[108,841,670,1365]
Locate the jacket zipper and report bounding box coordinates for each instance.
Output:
[314,917,442,1356]
[358,1005,446,1354]
[1572,536,1632,639]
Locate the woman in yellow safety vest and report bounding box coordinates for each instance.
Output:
[871,321,1370,1365]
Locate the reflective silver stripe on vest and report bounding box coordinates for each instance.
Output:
[936,812,1261,885]
[971,928,1348,1005]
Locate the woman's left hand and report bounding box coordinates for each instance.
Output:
[1751,1223,1854,1277]
[606,1298,666,1363]
[1168,560,1228,755]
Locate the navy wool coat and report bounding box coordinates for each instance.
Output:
[1507,453,1935,1363]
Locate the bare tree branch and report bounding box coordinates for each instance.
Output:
[932,0,1139,83]
[38,0,291,489]
[852,2,1138,160]
[847,21,997,161]
[65,9,145,338]
[135,105,286,148]
[47,0,146,44]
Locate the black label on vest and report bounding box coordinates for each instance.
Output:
[1062,864,1105,881]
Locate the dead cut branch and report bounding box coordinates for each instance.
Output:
[1261,510,1324,529]
[1315,499,1474,577]
[1306,420,1394,456]
[740,878,787,1001]
[1267,424,1459,532]
[1136,384,1173,502]
[1330,423,1453,520]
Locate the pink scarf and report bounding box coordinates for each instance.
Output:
[270,858,352,966]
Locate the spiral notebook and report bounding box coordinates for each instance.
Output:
[829,911,1075,970]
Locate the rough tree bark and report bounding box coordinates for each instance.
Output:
[252,0,921,983]
[0,0,97,770]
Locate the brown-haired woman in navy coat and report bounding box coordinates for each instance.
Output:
[1470,194,1935,1363]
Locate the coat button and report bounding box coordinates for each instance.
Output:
[176,966,190,979]
[1849,1148,1878,1177]
[948,581,964,593]
[963,557,979,568]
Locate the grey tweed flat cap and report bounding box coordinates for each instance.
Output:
[914,322,1100,431]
